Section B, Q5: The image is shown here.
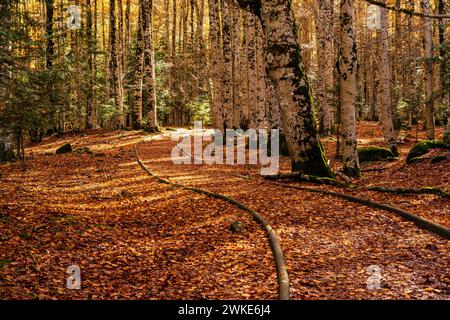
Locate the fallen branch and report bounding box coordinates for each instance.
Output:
[368,186,450,199]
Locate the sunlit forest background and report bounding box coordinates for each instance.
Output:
[0,0,448,151]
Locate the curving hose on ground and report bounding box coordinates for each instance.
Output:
[134,136,290,300]
[270,182,450,240]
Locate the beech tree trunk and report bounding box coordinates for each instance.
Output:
[256,0,334,177]
[221,0,234,130]
[133,4,144,129]
[338,0,360,177]
[376,0,398,155]
[421,0,435,140]
[208,0,223,129]
[141,0,158,130]
[315,0,334,135]
[232,7,241,128]
[86,0,96,129]
[109,0,124,128]
[247,13,258,129]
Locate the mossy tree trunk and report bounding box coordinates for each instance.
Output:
[338,0,360,177]
[243,0,334,177]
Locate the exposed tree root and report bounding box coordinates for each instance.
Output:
[135,137,290,300]
[264,172,349,188]
[271,182,450,240]
[368,186,450,199]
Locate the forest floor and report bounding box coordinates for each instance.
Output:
[0,122,448,299]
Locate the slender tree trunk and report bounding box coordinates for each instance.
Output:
[256,19,266,129]
[315,0,334,135]
[141,0,158,130]
[421,0,435,139]
[86,0,95,129]
[109,0,124,127]
[208,0,223,129]
[247,13,258,129]
[221,0,234,130]
[376,0,398,154]
[338,0,360,177]
[438,0,449,112]
[45,0,54,69]
[232,7,241,129]
[133,4,144,129]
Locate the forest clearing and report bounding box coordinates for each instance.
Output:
[0,0,449,305]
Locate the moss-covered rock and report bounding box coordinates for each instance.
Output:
[229,221,246,234]
[56,143,72,154]
[357,146,396,162]
[406,141,450,164]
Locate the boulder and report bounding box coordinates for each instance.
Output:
[56,143,72,154]
[357,146,396,162]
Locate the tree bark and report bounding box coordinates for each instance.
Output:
[338,0,360,177]
[109,0,124,128]
[133,3,144,129]
[421,0,435,140]
[376,0,398,154]
[86,0,96,129]
[315,0,334,135]
[208,0,224,129]
[221,0,234,130]
[258,0,334,177]
[141,0,158,130]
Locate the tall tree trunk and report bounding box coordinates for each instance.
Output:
[86,0,95,129]
[437,0,449,112]
[109,0,124,127]
[421,0,435,139]
[258,0,334,177]
[133,3,144,129]
[141,0,158,130]
[232,7,241,129]
[247,14,258,129]
[338,0,360,177]
[315,0,334,135]
[255,19,266,129]
[376,0,398,154]
[208,0,223,129]
[45,0,54,69]
[221,0,234,130]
